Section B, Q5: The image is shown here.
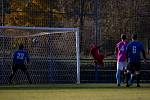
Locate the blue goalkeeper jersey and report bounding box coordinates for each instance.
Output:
[13,50,30,64]
[126,41,144,63]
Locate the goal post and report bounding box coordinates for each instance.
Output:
[0,26,80,84]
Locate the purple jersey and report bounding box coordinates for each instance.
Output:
[116,41,128,62]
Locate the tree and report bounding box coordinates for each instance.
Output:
[4,0,66,26]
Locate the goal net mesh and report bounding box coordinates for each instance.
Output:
[0,26,80,84]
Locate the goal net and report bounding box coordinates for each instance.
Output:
[0,26,80,84]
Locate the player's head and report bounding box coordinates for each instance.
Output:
[19,44,24,50]
[132,34,137,40]
[90,43,96,48]
[121,34,127,40]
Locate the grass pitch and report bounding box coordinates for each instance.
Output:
[0,84,150,100]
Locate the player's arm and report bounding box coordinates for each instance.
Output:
[142,49,147,64]
[141,43,146,59]
[142,49,146,60]
[142,50,147,63]
[140,42,147,63]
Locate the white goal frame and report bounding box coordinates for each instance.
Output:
[0,26,80,84]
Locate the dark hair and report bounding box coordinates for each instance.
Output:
[132,34,137,40]
[121,34,127,40]
[19,44,24,50]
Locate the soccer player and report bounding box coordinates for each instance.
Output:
[90,44,104,67]
[115,34,128,86]
[90,44,104,81]
[126,34,146,87]
[9,44,32,84]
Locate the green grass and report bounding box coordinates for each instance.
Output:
[0,84,150,100]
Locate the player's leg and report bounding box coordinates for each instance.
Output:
[116,62,121,86]
[120,70,125,83]
[9,64,18,84]
[130,74,135,84]
[135,71,141,87]
[135,63,141,87]
[94,61,99,81]
[125,63,131,87]
[125,71,131,87]
[122,68,128,84]
[25,70,32,84]
[129,63,136,85]
[95,64,98,81]
[116,69,121,86]
[123,68,127,83]
[121,62,127,84]
[21,64,32,84]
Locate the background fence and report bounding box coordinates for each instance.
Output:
[80,59,150,83]
[0,59,150,84]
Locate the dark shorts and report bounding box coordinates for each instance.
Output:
[12,64,27,72]
[127,62,141,74]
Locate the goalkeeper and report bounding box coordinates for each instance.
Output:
[90,44,104,67]
[90,44,104,81]
[9,44,32,84]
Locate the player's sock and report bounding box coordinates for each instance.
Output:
[136,74,141,87]
[9,70,17,84]
[130,74,135,85]
[116,70,121,86]
[126,72,130,87]
[25,71,32,84]
[9,72,17,84]
[121,71,125,83]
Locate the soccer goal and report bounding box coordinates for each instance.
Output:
[0,26,80,84]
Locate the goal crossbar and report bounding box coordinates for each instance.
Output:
[0,26,79,31]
